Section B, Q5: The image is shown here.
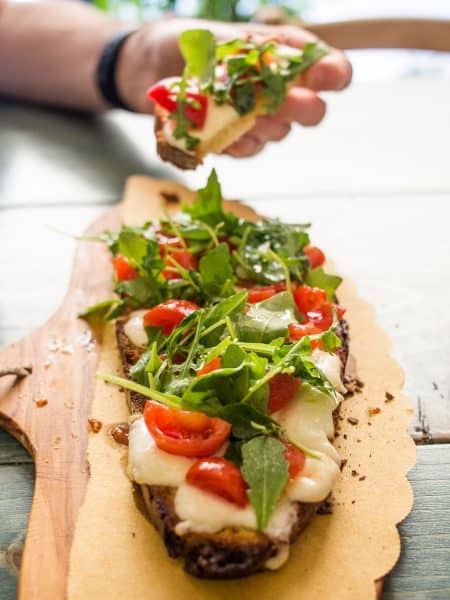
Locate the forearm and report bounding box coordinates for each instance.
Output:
[0,1,124,111]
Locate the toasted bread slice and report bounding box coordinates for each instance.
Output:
[115,315,349,578]
[155,104,261,171]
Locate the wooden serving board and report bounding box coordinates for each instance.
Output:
[0,176,413,599]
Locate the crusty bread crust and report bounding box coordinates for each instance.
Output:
[115,315,349,577]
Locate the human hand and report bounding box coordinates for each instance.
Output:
[116,18,352,157]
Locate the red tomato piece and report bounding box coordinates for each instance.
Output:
[247,282,287,304]
[143,299,199,335]
[157,231,182,256]
[304,245,326,268]
[184,92,208,128]
[147,83,177,112]
[284,442,306,481]
[197,356,222,378]
[186,457,248,507]
[113,254,138,281]
[306,303,346,332]
[147,83,207,129]
[294,285,327,315]
[162,250,199,280]
[288,322,321,340]
[268,373,301,413]
[144,401,231,458]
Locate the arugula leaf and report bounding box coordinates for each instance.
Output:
[221,404,277,440]
[115,276,158,306]
[305,267,342,300]
[117,228,148,266]
[129,342,162,385]
[236,292,295,343]
[79,300,117,323]
[234,79,256,115]
[183,169,223,226]
[199,243,235,299]
[179,29,216,83]
[241,436,289,530]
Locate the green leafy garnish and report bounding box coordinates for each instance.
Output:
[179,29,216,83]
[241,436,289,530]
[306,267,342,300]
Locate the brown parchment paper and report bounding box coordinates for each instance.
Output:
[68,176,416,600]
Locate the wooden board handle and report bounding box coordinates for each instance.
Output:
[0,207,119,599]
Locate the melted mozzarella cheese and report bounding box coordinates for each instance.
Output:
[265,543,290,571]
[127,418,195,487]
[123,310,149,349]
[175,484,297,542]
[274,385,340,464]
[286,455,340,503]
[312,349,347,394]
[164,98,239,153]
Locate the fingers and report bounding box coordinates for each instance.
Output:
[251,116,291,141]
[276,88,326,126]
[225,133,265,158]
[302,51,352,91]
[241,23,352,92]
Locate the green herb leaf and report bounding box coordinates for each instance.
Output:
[236,292,295,343]
[179,29,216,83]
[305,267,342,300]
[241,436,289,530]
[199,243,235,299]
[221,404,277,440]
[183,169,223,226]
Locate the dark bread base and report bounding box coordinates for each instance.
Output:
[115,315,349,578]
[155,108,202,171]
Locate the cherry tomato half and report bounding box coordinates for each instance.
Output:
[196,356,222,378]
[284,442,306,481]
[144,401,231,458]
[247,282,287,304]
[304,245,326,268]
[113,254,138,281]
[157,231,182,256]
[268,373,301,413]
[162,250,198,280]
[186,457,248,507]
[306,303,346,332]
[294,285,327,315]
[143,299,199,335]
[147,83,208,129]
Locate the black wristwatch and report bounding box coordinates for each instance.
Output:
[96,29,137,111]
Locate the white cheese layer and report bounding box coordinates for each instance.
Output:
[274,384,340,464]
[163,98,239,153]
[127,418,195,487]
[312,349,347,394]
[174,484,297,542]
[286,455,340,503]
[123,310,149,349]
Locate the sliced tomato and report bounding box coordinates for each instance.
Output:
[268,373,301,413]
[184,92,208,128]
[304,245,326,268]
[284,442,306,481]
[186,457,248,507]
[306,303,346,332]
[156,231,182,256]
[247,282,287,304]
[147,83,177,112]
[197,356,222,378]
[143,299,199,335]
[147,83,207,129]
[288,321,321,339]
[162,250,198,280]
[144,401,231,458]
[294,285,327,315]
[113,254,138,281]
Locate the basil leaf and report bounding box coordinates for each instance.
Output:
[236,292,295,343]
[306,267,342,300]
[179,29,216,83]
[199,243,235,299]
[241,436,289,531]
